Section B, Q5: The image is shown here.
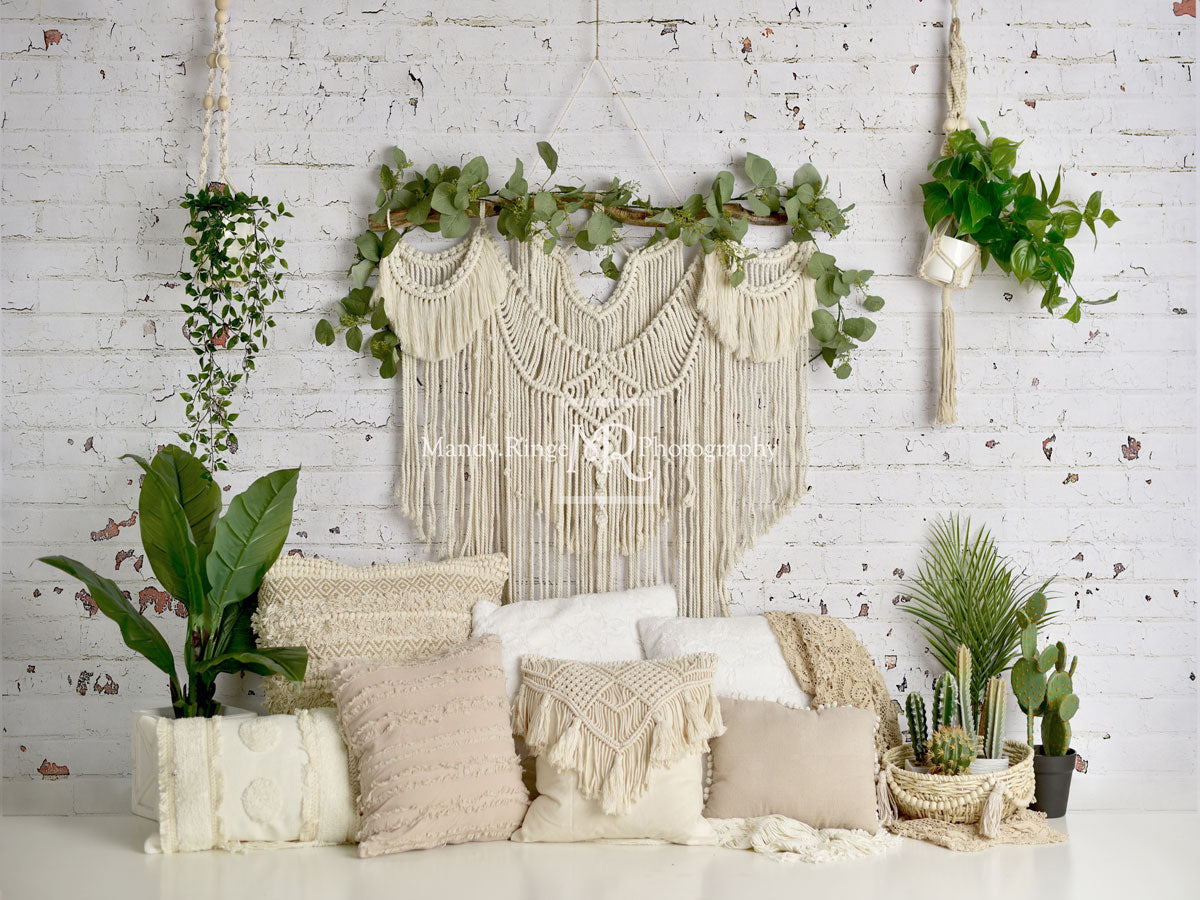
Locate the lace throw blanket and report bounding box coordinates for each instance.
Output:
[763,612,1065,853]
[762,612,903,757]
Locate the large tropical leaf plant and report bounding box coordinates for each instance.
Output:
[902,514,1054,716]
[40,445,306,717]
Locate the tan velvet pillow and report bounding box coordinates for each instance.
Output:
[704,699,880,833]
[253,553,509,712]
[329,636,528,857]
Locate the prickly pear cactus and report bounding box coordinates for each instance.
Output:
[1040,641,1079,756]
[927,725,977,775]
[932,671,957,731]
[906,692,929,765]
[1011,594,1059,744]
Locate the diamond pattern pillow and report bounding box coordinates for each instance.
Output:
[253,554,509,712]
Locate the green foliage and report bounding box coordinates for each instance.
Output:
[921,124,1119,321]
[981,675,1007,759]
[927,725,977,776]
[39,446,306,718]
[903,515,1055,714]
[905,692,929,765]
[933,671,958,732]
[317,145,881,379]
[179,184,292,472]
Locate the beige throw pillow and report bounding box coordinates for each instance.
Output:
[513,754,713,844]
[512,654,723,843]
[329,636,528,857]
[703,699,880,833]
[253,553,509,712]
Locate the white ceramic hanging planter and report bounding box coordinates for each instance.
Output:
[918,220,980,290]
[131,704,256,820]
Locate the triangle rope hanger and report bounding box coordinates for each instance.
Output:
[539,0,684,207]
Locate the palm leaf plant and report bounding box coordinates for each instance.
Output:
[903,515,1053,718]
[40,445,307,717]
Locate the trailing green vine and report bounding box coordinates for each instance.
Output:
[921,123,1120,322]
[316,144,882,380]
[179,184,291,471]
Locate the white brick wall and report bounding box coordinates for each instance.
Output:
[1,1,1195,813]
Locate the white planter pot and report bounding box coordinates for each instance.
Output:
[904,759,932,774]
[918,228,980,289]
[969,756,1011,775]
[131,704,256,820]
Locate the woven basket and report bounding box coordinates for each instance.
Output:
[883,739,1035,824]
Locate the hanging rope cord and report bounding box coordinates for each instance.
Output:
[198,0,233,186]
[542,0,684,208]
[934,0,970,424]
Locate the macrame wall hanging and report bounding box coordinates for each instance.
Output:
[323,2,889,616]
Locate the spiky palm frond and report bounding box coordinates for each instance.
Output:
[903,515,1054,710]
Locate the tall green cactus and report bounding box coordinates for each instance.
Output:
[905,692,929,765]
[1011,593,1058,744]
[980,675,1006,759]
[1041,641,1079,756]
[932,671,957,731]
[955,644,976,738]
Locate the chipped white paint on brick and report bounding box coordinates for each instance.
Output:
[1,1,1196,813]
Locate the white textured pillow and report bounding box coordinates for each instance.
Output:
[637,615,812,705]
[149,709,355,854]
[472,584,677,701]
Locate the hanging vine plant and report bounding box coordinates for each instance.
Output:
[179,183,290,471]
[316,144,883,379]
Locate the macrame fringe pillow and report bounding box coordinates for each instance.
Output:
[512,654,724,816]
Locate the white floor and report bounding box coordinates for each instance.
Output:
[1,812,1196,900]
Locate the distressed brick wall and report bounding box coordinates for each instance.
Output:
[1,1,1195,814]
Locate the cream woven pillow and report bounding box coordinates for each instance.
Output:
[329,636,528,857]
[253,553,509,712]
[512,653,723,843]
[703,699,880,833]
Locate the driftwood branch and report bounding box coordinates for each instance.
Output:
[372,193,789,231]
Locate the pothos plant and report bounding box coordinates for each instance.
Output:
[179,184,291,471]
[315,144,883,380]
[921,124,1120,322]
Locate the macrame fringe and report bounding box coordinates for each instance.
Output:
[709,815,900,863]
[377,227,504,361]
[512,660,724,816]
[696,244,811,362]
[936,285,957,424]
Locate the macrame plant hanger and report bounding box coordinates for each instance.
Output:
[198,0,234,187]
[918,0,980,424]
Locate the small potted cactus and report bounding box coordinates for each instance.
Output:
[927,725,976,775]
[904,670,959,772]
[1011,596,1080,817]
[971,675,1010,774]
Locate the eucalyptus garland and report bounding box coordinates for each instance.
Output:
[179,184,291,471]
[316,144,883,379]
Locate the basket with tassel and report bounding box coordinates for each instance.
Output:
[881,739,1035,837]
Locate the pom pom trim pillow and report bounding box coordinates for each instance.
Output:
[151,708,355,854]
[472,584,677,702]
[253,553,509,712]
[511,653,723,843]
[330,635,528,857]
[637,614,811,706]
[703,698,881,833]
